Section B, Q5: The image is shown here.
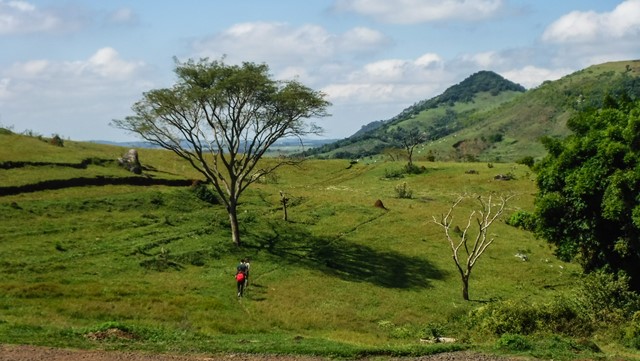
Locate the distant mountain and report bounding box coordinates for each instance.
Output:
[305,70,527,159]
[91,138,338,152]
[304,60,640,162]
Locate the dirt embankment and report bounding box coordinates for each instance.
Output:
[0,345,525,361]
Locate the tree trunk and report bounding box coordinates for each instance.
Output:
[461,274,470,301]
[228,202,241,247]
[280,191,289,221]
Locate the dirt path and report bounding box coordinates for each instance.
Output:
[0,345,524,361]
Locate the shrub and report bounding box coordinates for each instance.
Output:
[468,300,540,335]
[384,168,404,179]
[576,270,640,324]
[191,182,219,205]
[506,210,536,231]
[467,297,589,337]
[516,156,535,168]
[49,134,64,147]
[623,312,640,349]
[404,163,426,174]
[394,182,413,199]
[495,333,531,351]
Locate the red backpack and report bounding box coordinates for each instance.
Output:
[236,272,245,282]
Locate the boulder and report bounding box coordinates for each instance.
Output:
[118,149,142,174]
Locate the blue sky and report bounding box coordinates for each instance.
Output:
[1,0,639,141]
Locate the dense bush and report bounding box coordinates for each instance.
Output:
[516,156,535,168]
[624,312,640,349]
[383,168,404,179]
[495,333,532,351]
[467,297,590,337]
[506,210,536,231]
[576,270,640,324]
[404,163,426,174]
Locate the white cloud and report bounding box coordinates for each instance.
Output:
[1,48,152,140]
[87,47,144,79]
[332,0,504,24]
[108,7,138,25]
[500,66,571,89]
[192,21,390,71]
[323,53,448,105]
[0,0,62,34]
[542,0,640,43]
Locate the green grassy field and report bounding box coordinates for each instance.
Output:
[0,133,636,359]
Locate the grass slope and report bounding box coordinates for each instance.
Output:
[0,132,596,357]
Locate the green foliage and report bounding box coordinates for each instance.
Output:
[112,58,330,246]
[404,163,426,174]
[383,167,405,179]
[506,210,536,231]
[534,98,640,290]
[515,156,535,168]
[576,270,640,324]
[495,333,532,351]
[623,312,640,349]
[191,182,219,205]
[467,297,590,337]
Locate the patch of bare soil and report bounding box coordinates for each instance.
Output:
[0,345,526,361]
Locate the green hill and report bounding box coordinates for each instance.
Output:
[306,60,640,162]
[1,131,618,359]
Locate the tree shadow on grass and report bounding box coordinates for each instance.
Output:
[244,221,447,289]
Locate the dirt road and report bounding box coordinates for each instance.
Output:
[0,345,523,361]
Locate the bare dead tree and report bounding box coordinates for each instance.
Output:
[433,194,513,301]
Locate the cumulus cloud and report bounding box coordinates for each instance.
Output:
[500,66,572,89]
[0,47,151,139]
[3,47,144,87]
[107,7,138,25]
[542,0,640,43]
[323,53,449,105]
[87,47,144,79]
[0,0,63,34]
[332,0,504,24]
[192,21,390,74]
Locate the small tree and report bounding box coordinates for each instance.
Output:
[112,58,330,247]
[433,194,512,300]
[388,127,428,167]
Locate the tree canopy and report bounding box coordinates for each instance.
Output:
[534,97,640,289]
[112,58,330,246]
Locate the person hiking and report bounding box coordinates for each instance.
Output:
[243,258,251,287]
[235,259,248,297]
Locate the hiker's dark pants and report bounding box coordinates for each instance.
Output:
[237,281,244,296]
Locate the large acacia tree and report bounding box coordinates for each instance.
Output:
[534,97,640,289]
[113,58,330,247]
